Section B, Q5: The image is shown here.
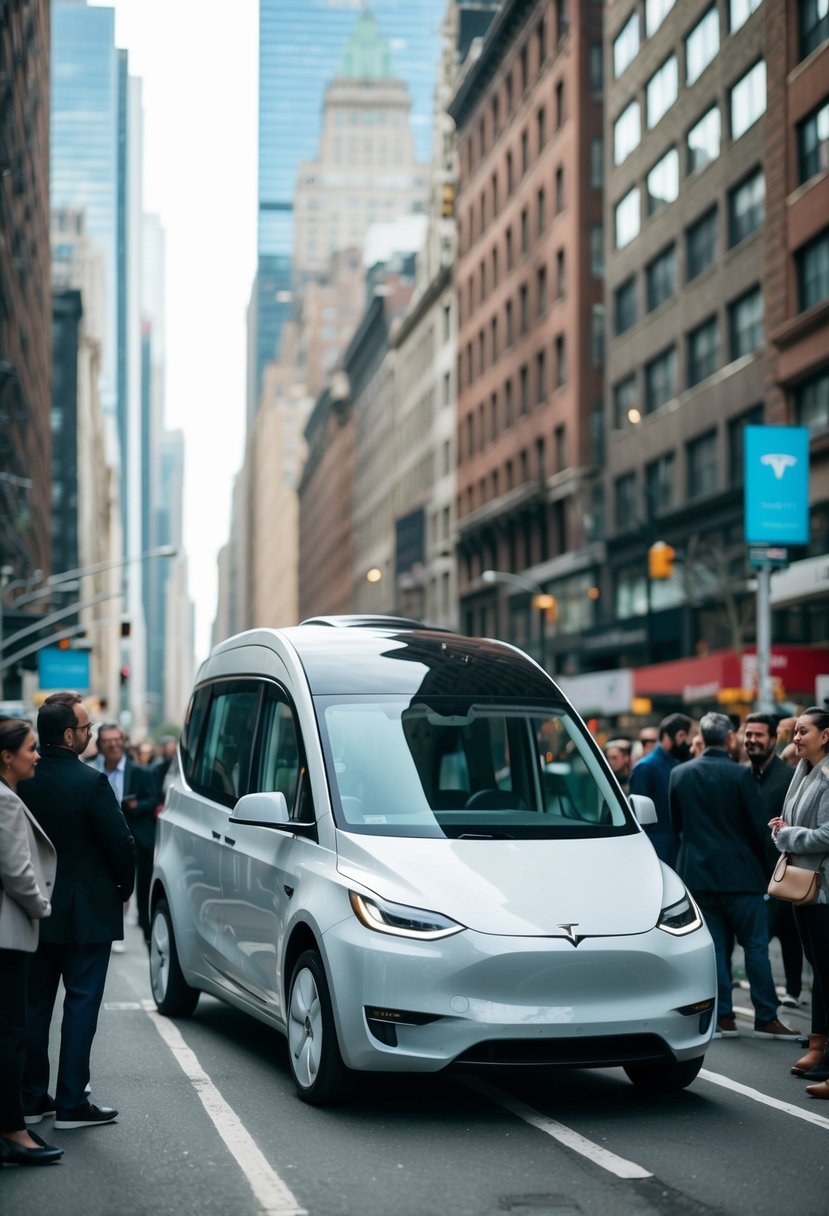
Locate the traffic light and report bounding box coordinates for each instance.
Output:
[441,183,455,217]
[120,665,130,686]
[648,541,676,580]
[120,619,131,638]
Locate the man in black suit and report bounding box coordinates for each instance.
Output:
[669,711,797,1042]
[18,692,134,1129]
[95,723,160,948]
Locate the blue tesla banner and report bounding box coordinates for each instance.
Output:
[38,647,91,691]
[744,426,809,545]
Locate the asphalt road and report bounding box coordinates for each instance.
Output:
[2,927,827,1216]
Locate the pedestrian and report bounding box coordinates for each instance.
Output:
[153,735,178,797]
[633,726,659,766]
[768,707,829,1098]
[690,732,704,757]
[670,711,798,1041]
[95,723,160,948]
[18,693,134,1129]
[628,713,692,866]
[604,739,632,794]
[0,718,62,1167]
[743,713,803,1009]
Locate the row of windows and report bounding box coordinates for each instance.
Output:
[460,338,570,453]
[461,2,572,176]
[614,0,762,87]
[457,429,571,518]
[612,287,763,425]
[613,408,762,528]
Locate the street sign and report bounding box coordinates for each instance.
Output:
[744,426,809,544]
[38,646,91,692]
[749,546,789,569]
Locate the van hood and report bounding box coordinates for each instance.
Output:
[336,831,665,937]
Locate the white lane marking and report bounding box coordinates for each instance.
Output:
[464,1077,652,1179]
[700,1069,829,1128]
[141,1000,307,1216]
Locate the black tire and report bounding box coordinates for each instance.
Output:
[287,949,353,1105]
[150,898,199,1017]
[624,1055,704,1093]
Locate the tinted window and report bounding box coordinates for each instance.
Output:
[180,685,211,787]
[254,688,312,821]
[192,683,261,808]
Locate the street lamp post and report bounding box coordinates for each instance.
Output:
[481,569,556,674]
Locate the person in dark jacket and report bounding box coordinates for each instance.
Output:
[670,711,797,1042]
[629,712,692,865]
[94,723,160,947]
[18,692,134,1130]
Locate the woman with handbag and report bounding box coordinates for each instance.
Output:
[0,718,62,1166]
[769,706,829,1098]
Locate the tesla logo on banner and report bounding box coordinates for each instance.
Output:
[745,426,809,545]
[760,453,798,480]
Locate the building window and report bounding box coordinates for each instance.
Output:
[614,473,638,531]
[646,0,676,37]
[646,453,676,515]
[613,374,638,428]
[555,166,565,212]
[520,283,529,334]
[506,299,514,346]
[687,105,721,173]
[492,246,499,288]
[794,369,829,431]
[590,42,603,95]
[615,186,641,249]
[687,430,718,499]
[555,423,567,473]
[557,248,567,298]
[646,147,679,215]
[591,304,605,369]
[521,207,529,254]
[730,0,761,33]
[646,244,676,311]
[615,277,637,335]
[590,225,603,278]
[800,0,829,59]
[490,316,498,362]
[520,364,529,414]
[537,349,547,404]
[645,346,677,413]
[798,101,829,184]
[686,7,720,85]
[797,229,829,311]
[491,172,499,217]
[537,265,548,317]
[520,43,529,93]
[521,128,529,176]
[729,285,763,357]
[537,105,547,150]
[556,80,565,129]
[590,136,604,188]
[537,187,547,236]
[614,11,640,78]
[555,334,567,388]
[614,100,641,165]
[730,60,766,140]
[507,150,514,193]
[506,226,514,270]
[647,56,678,129]
[728,168,765,245]
[686,207,718,280]
[687,316,719,387]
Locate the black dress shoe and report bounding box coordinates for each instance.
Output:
[0,1135,64,1166]
[23,1092,56,1124]
[54,1101,118,1129]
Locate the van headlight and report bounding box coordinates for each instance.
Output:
[658,890,703,936]
[349,891,464,940]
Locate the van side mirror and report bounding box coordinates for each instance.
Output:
[229,791,290,828]
[629,794,657,826]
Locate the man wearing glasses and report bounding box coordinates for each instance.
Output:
[17,691,134,1130]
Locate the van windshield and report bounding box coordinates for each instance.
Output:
[315,695,637,839]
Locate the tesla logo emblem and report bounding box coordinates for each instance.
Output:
[761,453,797,480]
[557,923,583,946]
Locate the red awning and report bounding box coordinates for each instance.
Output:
[634,646,829,703]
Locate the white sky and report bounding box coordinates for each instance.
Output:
[91,0,259,661]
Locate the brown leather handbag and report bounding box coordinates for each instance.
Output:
[768,853,821,905]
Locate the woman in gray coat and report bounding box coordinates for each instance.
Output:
[0,718,62,1166]
[769,706,829,1098]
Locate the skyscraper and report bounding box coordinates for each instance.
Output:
[249,0,446,426]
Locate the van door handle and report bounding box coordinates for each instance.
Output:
[211,830,221,840]
[224,835,236,847]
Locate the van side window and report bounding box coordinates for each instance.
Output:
[255,693,312,822]
[180,685,211,786]
[193,685,260,808]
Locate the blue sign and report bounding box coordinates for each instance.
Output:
[38,647,91,692]
[744,426,809,545]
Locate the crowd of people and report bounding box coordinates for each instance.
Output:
[0,694,174,1168]
[604,705,829,1095]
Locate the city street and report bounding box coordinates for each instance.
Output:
[2,926,827,1216]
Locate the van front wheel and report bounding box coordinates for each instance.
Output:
[287,950,353,1105]
[150,898,199,1017]
[624,1055,704,1093]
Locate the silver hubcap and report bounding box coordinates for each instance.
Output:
[288,966,323,1089]
[150,913,170,1002]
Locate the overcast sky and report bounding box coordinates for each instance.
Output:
[90,0,258,660]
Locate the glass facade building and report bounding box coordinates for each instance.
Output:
[250,0,445,423]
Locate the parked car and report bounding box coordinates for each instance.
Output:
[149,616,716,1104]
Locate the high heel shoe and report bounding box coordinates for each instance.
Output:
[805,1079,829,1099]
[0,1133,64,1165]
[791,1034,828,1075]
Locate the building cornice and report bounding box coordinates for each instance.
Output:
[448,0,543,129]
